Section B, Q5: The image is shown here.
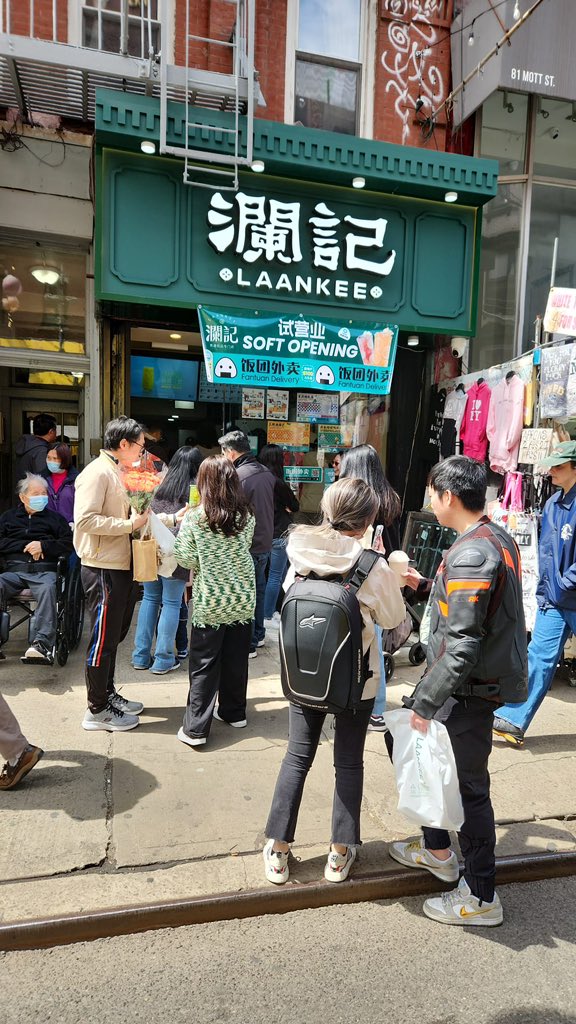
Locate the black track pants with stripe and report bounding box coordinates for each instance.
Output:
[81,566,139,712]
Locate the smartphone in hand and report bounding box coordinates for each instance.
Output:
[372,524,384,551]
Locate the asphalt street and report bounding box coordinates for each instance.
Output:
[3,876,576,1024]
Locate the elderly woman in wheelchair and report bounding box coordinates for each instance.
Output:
[0,473,73,665]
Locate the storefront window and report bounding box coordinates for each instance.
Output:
[480,90,529,176]
[470,184,524,370]
[525,183,576,349]
[533,99,576,181]
[0,239,86,354]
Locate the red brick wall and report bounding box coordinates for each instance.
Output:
[4,0,68,41]
[375,0,453,149]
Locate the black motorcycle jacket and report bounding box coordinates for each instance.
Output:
[408,517,528,719]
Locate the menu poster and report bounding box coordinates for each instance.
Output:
[266,389,289,421]
[317,424,354,451]
[267,421,310,451]
[241,388,265,419]
[296,392,339,423]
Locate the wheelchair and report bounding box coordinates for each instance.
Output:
[0,555,85,666]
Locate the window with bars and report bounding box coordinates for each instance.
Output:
[81,1,160,59]
[294,0,362,135]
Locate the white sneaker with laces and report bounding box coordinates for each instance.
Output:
[389,837,459,883]
[82,703,139,732]
[263,838,289,884]
[324,845,356,882]
[423,876,503,926]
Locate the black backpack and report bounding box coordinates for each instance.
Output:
[279,550,380,715]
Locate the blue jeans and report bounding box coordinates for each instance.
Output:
[264,538,288,621]
[496,605,576,734]
[373,625,387,717]
[132,576,187,672]
[252,551,270,647]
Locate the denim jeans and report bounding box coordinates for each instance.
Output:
[132,576,187,672]
[251,551,270,647]
[265,701,373,847]
[496,605,576,735]
[263,538,288,621]
[373,625,387,717]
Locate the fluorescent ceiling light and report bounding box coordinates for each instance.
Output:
[31,266,60,286]
[141,140,156,155]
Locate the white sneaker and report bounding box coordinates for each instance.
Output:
[213,709,247,728]
[324,845,357,882]
[82,703,139,732]
[256,639,266,648]
[177,726,206,747]
[263,617,280,632]
[423,876,503,926]
[389,837,459,883]
[248,649,258,659]
[263,838,289,884]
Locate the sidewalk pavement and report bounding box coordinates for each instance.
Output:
[2,615,576,928]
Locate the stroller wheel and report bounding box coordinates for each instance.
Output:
[384,653,395,680]
[409,643,426,666]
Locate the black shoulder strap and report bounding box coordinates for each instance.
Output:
[345,550,380,595]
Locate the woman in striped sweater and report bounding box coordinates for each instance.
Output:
[174,456,256,747]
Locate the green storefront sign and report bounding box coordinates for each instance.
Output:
[95,93,498,335]
[198,306,398,395]
[284,466,323,483]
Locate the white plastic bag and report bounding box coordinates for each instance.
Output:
[383,708,464,831]
[149,511,177,579]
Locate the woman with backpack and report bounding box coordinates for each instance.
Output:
[174,456,255,747]
[131,446,204,674]
[339,444,403,733]
[263,477,405,885]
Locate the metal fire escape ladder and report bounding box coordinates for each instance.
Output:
[159,0,256,190]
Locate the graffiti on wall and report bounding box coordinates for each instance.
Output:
[380,0,448,144]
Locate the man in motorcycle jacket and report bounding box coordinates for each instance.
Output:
[389,456,527,927]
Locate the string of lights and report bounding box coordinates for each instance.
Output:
[430,0,548,122]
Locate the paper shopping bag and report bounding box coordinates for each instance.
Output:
[132,537,158,582]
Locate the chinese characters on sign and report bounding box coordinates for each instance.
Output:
[199,306,399,397]
[317,424,355,450]
[284,465,323,484]
[207,193,396,277]
[267,421,311,451]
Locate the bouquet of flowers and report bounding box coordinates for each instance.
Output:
[120,453,167,519]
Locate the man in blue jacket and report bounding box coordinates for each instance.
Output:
[494,440,576,746]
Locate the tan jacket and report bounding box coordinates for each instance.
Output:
[74,452,133,570]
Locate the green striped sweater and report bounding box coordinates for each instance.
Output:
[173,507,256,627]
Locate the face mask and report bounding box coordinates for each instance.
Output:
[28,495,48,512]
[46,462,61,473]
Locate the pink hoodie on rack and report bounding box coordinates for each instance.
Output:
[459,380,491,461]
[486,373,525,474]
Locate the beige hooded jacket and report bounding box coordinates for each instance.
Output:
[286,527,406,701]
